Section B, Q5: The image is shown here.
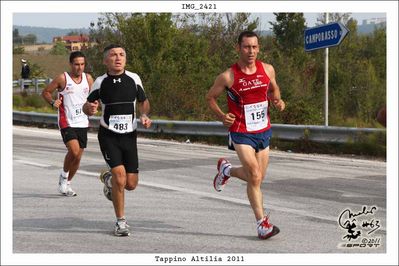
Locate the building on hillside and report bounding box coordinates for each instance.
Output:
[361,17,386,25]
[52,34,90,51]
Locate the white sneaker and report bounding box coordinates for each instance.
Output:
[103,185,112,201]
[65,183,77,197]
[58,174,68,194]
[100,170,112,201]
[114,219,130,236]
[213,158,231,192]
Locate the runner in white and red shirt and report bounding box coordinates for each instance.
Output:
[42,51,93,197]
[206,30,285,240]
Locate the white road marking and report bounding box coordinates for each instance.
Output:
[13,159,51,168]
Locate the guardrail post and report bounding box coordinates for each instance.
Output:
[34,78,40,93]
[19,79,24,92]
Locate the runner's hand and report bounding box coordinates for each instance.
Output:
[222,113,235,127]
[88,100,99,115]
[140,114,152,129]
[52,99,62,108]
[273,99,285,111]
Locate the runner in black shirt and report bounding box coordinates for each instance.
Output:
[83,44,151,236]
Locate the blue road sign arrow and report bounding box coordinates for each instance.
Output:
[304,22,349,51]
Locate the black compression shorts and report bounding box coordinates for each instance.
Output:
[97,126,139,173]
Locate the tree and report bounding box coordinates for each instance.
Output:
[269,13,306,55]
[23,34,37,45]
[50,41,69,55]
[67,30,80,36]
[13,28,23,44]
[316,12,352,25]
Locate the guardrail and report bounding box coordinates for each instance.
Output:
[13,78,53,93]
[13,111,386,144]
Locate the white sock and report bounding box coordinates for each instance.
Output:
[117,216,126,222]
[61,170,69,179]
[256,218,264,226]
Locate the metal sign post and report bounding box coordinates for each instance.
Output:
[325,13,329,126]
[304,15,349,126]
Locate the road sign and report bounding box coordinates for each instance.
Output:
[304,22,349,51]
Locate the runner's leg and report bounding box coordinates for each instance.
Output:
[110,165,127,218]
[231,144,265,221]
[63,139,83,181]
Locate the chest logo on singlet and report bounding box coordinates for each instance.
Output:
[238,78,265,91]
[64,86,74,94]
[113,78,121,83]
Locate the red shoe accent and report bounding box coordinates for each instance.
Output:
[257,216,280,240]
[213,174,220,192]
[217,158,226,171]
[258,225,280,240]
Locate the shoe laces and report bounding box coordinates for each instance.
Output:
[117,219,128,229]
[258,213,272,229]
[220,164,231,183]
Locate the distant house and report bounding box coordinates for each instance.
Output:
[52,34,90,51]
[361,17,386,25]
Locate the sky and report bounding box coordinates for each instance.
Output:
[13,12,386,30]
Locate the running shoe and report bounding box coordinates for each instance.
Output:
[103,185,112,201]
[100,170,112,187]
[100,170,112,201]
[58,174,68,194]
[213,158,231,192]
[65,183,77,197]
[114,219,130,236]
[257,215,280,240]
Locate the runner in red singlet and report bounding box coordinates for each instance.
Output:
[206,31,285,240]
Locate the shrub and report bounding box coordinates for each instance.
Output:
[13,94,25,107]
[24,94,47,108]
[13,46,25,54]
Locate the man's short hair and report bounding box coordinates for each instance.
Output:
[69,51,86,63]
[238,31,259,45]
[103,44,125,58]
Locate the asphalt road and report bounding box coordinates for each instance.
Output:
[9,126,388,263]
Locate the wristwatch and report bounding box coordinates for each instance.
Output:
[50,100,55,107]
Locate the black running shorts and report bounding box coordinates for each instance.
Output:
[60,127,88,148]
[97,126,139,173]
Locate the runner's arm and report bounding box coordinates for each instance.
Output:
[41,74,64,108]
[138,99,151,128]
[86,74,94,90]
[206,70,236,126]
[83,82,100,116]
[263,63,285,112]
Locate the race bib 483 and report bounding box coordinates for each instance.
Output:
[109,114,133,133]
